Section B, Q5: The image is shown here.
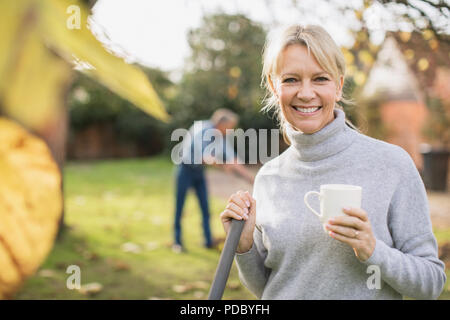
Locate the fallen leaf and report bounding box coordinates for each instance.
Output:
[151,216,163,225]
[74,196,86,206]
[82,251,99,261]
[192,281,209,290]
[121,242,141,254]
[38,269,58,278]
[146,242,159,251]
[227,281,241,290]
[78,282,103,295]
[113,261,130,272]
[193,290,205,299]
[172,284,193,293]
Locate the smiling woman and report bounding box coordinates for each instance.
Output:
[220,24,447,300]
[261,24,355,142]
[274,44,343,134]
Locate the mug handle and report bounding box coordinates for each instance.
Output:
[304,191,322,218]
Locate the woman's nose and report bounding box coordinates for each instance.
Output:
[296,82,315,101]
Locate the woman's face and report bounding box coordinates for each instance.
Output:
[272,44,343,134]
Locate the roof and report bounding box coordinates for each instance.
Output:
[386,30,450,89]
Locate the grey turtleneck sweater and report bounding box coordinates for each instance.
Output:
[235,108,446,300]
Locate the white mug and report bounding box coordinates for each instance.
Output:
[304,184,362,228]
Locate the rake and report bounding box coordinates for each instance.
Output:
[208,218,245,300]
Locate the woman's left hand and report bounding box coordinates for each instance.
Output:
[325,207,376,262]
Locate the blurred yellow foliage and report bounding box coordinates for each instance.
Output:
[428,39,439,50]
[0,0,169,130]
[399,32,411,42]
[229,66,241,78]
[368,42,378,53]
[227,85,239,99]
[354,71,366,86]
[422,29,434,41]
[342,49,355,65]
[418,58,429,71]
[354,10,363,20]
[404,49,415,60]
[356,31,368,42]
[0,118,62,299]
[0,0,171,299]
[2,27,73,129]
[358,50,374,67]
[346,64,357,77]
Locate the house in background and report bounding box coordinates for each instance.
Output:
[360,31,450,174]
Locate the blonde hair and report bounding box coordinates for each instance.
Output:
[261,24,357,144]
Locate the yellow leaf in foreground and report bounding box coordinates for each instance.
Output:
[0,0,29,95]
[2,26,73,130]
[1,0,169,131]
[39,0,170,122]
[0,118,62,299]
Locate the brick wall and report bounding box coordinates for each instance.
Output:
[379,100,428,171]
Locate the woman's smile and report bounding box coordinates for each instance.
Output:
[291,105,323,116]
[275,44,343,134]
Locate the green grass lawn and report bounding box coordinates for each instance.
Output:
[14,155,450,300]
[15,155,254,300]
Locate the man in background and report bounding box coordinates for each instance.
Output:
[173,108,254,253]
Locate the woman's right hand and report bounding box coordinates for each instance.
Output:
[220,190,256,253]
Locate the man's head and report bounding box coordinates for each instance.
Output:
[211,108,239,134]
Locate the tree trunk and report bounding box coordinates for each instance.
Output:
[34,105,69,239]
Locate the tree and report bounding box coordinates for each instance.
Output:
[375,0,449,44]
[169,13,278,160]
[69,65,176,157]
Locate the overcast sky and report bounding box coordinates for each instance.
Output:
[90,0,449,74]
[90,0,368,73]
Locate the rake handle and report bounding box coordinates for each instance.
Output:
[208,218,245,300]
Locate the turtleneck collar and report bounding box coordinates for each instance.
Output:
[284,108,357,162]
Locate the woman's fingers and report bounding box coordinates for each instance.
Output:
[342,207,368,222]
[325,207,376,262]
[230,191,252,212]
[221,190,256,252]
[220,208,244,221]
[328,215,365,231]
[327,229,358,247]
[226,201,249,219]
[229,191,247,209]
[325,223,358,238]
[223,190,253,222]
[239,190,255,213]
[237,190,251,208]
[244,190,255,206]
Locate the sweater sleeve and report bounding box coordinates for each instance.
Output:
[234,225,270,299]
[363,149,447,300]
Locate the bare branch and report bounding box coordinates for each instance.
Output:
[376,0,450,44]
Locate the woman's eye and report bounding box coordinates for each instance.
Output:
[315,77,329,82]
[282,78,296,83]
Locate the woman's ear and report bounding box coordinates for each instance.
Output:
[336,75,344,101]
